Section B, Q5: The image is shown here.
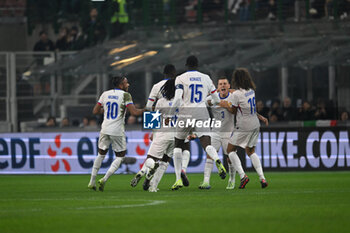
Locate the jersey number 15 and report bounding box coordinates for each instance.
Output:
[189,84,203,103]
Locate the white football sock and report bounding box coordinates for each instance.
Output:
[205,145,219,161]
[140,159,152,175]
[250,153,265,181]
[101,157,123,182]
[228,163,236,182]
[182,150,190,172]
[173,148,182,181]
[203,158,213,184]
[144,158,155,169]
[89,153,105,186]
[150,161,168,189]
[228,151,245,179]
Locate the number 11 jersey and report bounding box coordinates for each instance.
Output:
[97,88,133,136]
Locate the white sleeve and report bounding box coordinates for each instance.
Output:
[146,85,158,111]
[230,92,239,107]
[208,82,219,105]
[98,92,105,106]
[172,89,183,113]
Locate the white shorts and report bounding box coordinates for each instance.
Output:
[147,139,174,159]
[212,133,230,155]
[229,128,259,149]
[175,119,210,140]
[98,133,126,152]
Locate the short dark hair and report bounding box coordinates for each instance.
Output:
[231,68,256,91]
[186,55,198,68]
[112,76,125,88]
[163,64,176,76]
[217,76,230,83]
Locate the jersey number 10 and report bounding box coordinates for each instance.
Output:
[248,97,256,114]
[106,102,118,119]
[189,84,203,103]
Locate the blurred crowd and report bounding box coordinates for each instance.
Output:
[43,116,100,129]
[27,0,350,54]
[256,97,349,123]
[33,7,106,53]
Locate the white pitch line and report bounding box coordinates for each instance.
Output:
[0,199,166,213]
[73,200,166,210]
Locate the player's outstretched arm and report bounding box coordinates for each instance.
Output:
[92,103,103,115]
[127,104,144,116]
[257,113,269,126]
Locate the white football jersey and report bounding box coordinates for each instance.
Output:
[207,92,234,138]
[229,88,260,131]
[175,70,216,120]
[148,79,168,103]
[153,97,175,141]
[98,89,133,136]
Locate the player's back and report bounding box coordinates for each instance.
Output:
[99,89,133,136]
[230,88,260,131]
[176,71,215,119]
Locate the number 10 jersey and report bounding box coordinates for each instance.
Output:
[97,88,134,136]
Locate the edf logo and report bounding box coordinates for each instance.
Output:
[143,110,161,129]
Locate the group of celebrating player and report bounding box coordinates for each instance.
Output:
[88,55,269,192]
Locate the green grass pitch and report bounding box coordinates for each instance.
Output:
[1,172,350,233]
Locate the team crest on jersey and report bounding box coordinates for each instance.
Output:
[143,110,162,129]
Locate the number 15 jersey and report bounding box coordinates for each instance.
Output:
[98,89,133,136]
[229,88,260,132]
[175,70,216,120]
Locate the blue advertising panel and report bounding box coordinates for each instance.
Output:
[0,128,349,174]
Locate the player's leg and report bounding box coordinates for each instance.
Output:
[88,148,108,190]
[132,137,164,189]
[198,154,213,189]
[226,156,236,189]
[227,142,249,189]
[246,147,267,188]
[172,137,187,190]
[222,138,236,190]
[199,135,226,179]
[88,133,110,190]
[199,134,220,189]
[98,136,126,191]
[149,154,171,192]
[181,140,190,187]
[98,150,125,191]
[142,155,160,191]
[131,155,157,188]
[246,129,267,188]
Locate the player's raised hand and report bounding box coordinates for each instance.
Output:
[258,114,269,126]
